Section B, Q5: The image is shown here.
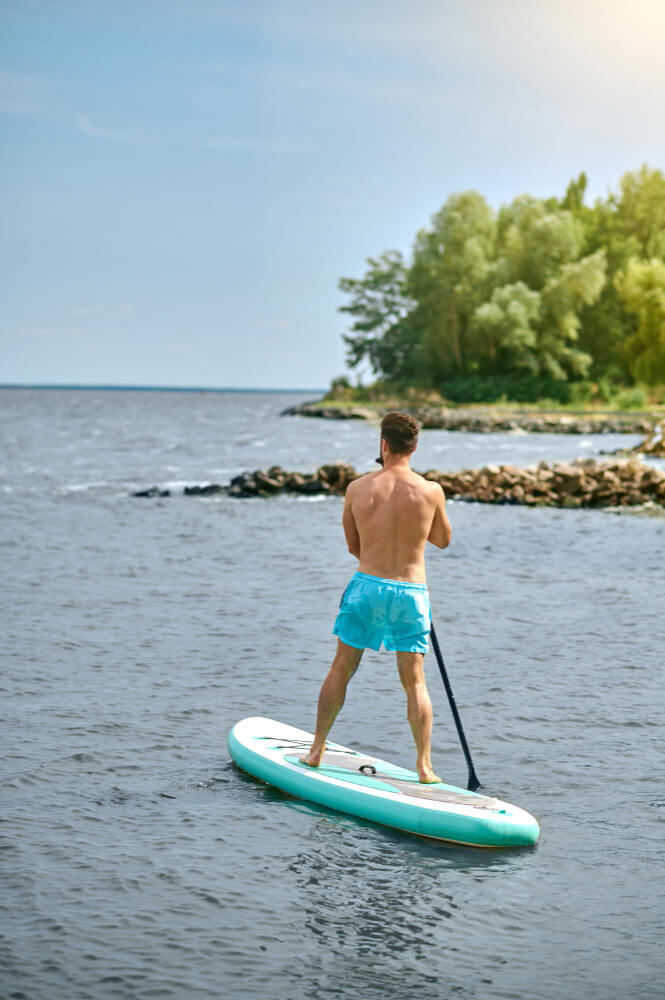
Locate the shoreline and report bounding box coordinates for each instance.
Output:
[281,400,658,435]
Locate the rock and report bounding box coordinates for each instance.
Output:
[228,473,260,497]
[317,462,358,493]
[132,486,171,498]
[184,483,224,496]
[253,471,284,494]
[297,478,329,494]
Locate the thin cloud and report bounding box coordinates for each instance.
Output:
[78,113,141,142]
[202,135,309,154]
[18,325,87,337]
[71,304,135,317]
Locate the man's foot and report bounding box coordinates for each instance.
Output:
[300,747,325,768]
[418,766,442,784]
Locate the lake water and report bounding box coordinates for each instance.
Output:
[1,388,664,1000]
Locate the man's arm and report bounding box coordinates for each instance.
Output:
[342,489,361,558]
[427,483,452,549]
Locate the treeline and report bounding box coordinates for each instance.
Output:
[338,166,665,402]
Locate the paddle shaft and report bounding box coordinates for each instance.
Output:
[430,623,481,792]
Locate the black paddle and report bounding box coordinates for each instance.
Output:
[430,623,481,792]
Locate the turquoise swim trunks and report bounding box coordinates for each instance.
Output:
[333,571,431,654]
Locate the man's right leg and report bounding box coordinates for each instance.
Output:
[396,651,441,784]
[301,639,363,767]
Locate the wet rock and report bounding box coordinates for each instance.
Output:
[297,478,329,494]
[132,486,171,498]
[184,483,224,496]
[317,462,358,494]
[253,470,284,494]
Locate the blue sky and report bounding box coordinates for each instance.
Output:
[2,0,664,389]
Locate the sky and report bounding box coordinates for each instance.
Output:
[2,0,665,390]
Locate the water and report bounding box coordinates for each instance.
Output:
[1,388,664,1000]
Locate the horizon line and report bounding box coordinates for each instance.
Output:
[0,383,325,394]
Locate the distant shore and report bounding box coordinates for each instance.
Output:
[281,399,659,435]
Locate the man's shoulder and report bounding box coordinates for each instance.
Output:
[405,468,436,488]
[411,472,444,500]
[347,470,379,495]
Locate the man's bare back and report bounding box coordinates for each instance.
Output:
[343,440,452,582]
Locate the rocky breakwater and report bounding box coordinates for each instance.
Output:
[282,401,655,435]
[626,419,665,458]
[424,457,665,508]
[226,462,358,498]
[133,458,665,508]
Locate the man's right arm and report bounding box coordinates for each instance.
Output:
[427,483,452,549]
[342,488,361,558]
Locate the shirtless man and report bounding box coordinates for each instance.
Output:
[301,411,452,783]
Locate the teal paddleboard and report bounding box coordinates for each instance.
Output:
[228,717,540,848]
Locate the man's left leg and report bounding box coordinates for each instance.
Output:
[397,650,442,784]
[301,639,363,767]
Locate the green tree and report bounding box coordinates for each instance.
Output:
[408,191,496,378]
[616,257,665,384]
[470,282,540,373]
[578,166,665,380]
[491,196,605,382]
[617,165,665,259]
[339,251,423,383]
[560,172,589,215]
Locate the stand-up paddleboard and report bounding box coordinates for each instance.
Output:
[228,717,540,848]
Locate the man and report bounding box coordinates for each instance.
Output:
[301,411,452,783]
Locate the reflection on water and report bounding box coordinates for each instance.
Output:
[286,813,526,1000]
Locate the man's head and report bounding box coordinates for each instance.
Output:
[380,411,420,459]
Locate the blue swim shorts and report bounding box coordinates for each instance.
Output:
[333,571,431,654]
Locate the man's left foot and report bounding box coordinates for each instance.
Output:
[418,768,442,784]
[300,749,324,768]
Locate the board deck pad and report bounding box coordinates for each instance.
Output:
[286,750,504,810]
[228,717,540,848]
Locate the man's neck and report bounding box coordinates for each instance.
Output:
[382,452,412,472]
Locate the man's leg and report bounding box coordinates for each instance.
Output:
[301,639,364,767]
[397,651,441,784]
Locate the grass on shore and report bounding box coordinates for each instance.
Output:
[320,381,665,416]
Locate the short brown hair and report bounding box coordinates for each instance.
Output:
[380,411,419,455]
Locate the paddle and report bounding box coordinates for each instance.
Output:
[430,623,481,792]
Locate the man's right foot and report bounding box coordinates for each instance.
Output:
[300,747,325,768]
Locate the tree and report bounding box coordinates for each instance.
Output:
[616,257,665,384]
[470,282,540,373]
[617,166,665,259]
[408,191,496,379]
[491,197,604,382]
[339,251,422,383]
[577,166,665,380]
